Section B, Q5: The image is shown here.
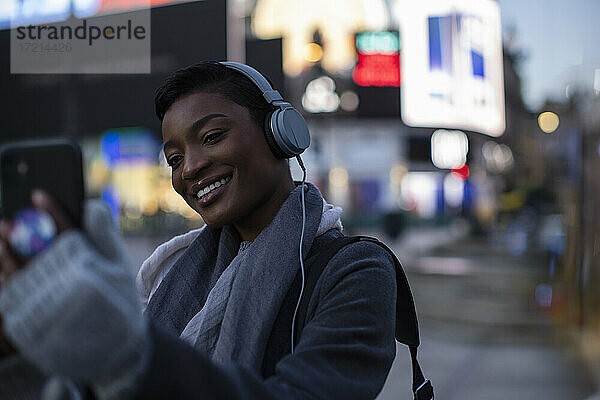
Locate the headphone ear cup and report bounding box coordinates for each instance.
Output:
[272,108,310,157]
[263,110,288,159]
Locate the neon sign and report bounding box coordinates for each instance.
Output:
[355,31,399,54]
[352,31,400,87]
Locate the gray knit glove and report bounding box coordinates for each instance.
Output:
[0,200,149,400]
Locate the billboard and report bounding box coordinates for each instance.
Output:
[1,0,198,29]
[397,0,505,137]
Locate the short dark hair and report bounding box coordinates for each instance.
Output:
[154,61,274,127]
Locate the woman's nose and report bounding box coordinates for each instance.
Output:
[181,152,211,181]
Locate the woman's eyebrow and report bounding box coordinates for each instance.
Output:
[163,113,228,151]
[189,113,228,133]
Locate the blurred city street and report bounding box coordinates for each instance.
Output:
[4,0,600,398]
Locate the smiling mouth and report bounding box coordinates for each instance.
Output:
[197,175,232,200]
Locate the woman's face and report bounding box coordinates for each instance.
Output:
[162,91,290,229]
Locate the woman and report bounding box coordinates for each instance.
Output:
[0,61,398,399]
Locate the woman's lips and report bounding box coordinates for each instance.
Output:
[195,175,232,207]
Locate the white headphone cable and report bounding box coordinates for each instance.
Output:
[291,155,307,354]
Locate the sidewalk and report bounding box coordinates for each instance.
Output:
[370,225,597,399]
[578,329,600,400]
[378,319,595,400]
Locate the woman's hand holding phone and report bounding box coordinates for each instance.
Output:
[0,189,73,285]
[0,189,74,358]
[0,196,149,397]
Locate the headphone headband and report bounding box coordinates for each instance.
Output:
[219,62,284,104]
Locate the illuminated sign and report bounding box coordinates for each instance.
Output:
[356,31,399,53]
[396,0,505,137]
[95,0,198,15]
[252,0,389,76]
[353,31,400,87]
[1,0,198,29]
[101,128,159,166]
[430,129,468,169]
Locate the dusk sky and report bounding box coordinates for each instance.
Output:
[498,0,600,110]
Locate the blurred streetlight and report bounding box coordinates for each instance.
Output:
[304,43,323,63]
[538,111,560,133]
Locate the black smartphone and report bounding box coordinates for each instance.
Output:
[0,138,85,228]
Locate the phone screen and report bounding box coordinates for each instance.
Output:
[1,138,84,224]
[0,139,85,257]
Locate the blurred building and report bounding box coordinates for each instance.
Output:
[0,0,534,237]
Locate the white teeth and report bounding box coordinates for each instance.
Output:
[197,176,231,199]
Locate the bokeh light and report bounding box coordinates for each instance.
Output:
[450,164,470,181]
[329,167,349,188]
[431,129,469,169]
[304,43,323,62]
[482,141,514,173]
[302,76,340,113]
[400,172,438,218]
[339,91,360,112]
[538,111,560,133]
[390,163,408,187]
[444,173,464,208]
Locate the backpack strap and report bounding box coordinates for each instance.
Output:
[295,236,421,346]
[260,232,433,399]
[294,235,432,399]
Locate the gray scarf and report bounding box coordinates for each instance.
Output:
[145,183,341,371]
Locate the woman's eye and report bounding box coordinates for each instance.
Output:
[167,155,182,168]
[203,130,225,144]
